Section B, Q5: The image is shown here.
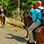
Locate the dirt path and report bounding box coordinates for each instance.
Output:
[0,25,27,44]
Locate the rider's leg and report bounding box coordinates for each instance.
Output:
[28,22,40,43]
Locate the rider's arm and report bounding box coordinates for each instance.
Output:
[28,10,32,18]
[28,10,31,16]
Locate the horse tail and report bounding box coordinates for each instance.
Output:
[3,16,5,25]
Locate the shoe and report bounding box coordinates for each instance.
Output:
[27,40,35,44]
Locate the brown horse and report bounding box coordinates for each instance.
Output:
[33,26,44,44]
[0,15,5,25]
[25,16,44,44]
[24,15,33,38]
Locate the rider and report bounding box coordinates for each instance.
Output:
[0,6,3,15]
[28,5,35,22]
[28,1,42,44]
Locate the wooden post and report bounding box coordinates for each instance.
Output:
[18,0,20,19]
[2,0,3,8]
[18,0,20,14]
[18,0,20,8]
[2,0,4,14]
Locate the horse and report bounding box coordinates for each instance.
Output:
[0,15,5,25]
[26,16,44,44]
[33,25,44,44]
[23,14,33,38]
[27,25,44,44]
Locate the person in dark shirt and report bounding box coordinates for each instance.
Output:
[0,6,3,14]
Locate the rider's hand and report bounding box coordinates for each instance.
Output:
[27,15,32,18]
[28,13,30,15]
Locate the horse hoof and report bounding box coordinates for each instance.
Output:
[27,40,30,44]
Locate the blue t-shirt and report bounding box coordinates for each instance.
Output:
[29,9,36,22]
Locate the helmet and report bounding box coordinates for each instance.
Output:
[36,1,42,6]
[30,5,34,9]
[0,6,2,9]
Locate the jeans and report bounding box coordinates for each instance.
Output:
[28,22,40,43]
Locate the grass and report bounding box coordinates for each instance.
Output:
[4,17,26,32]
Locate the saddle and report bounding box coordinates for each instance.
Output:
[32,24,43,33]
[32,24,44,40]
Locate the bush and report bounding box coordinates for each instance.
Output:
[42,1,44,6]
[23,1,37,13]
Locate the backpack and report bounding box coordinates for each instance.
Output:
[38,8,44,24]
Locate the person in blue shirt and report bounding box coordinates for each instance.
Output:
[28,5,36,22]
[28,1,43,44]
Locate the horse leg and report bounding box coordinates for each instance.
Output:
[37,42,39,44]
[1,20,2,25]
[3,16,5,25]
[23,24,27,29]
[27,40,30,44]
[26,30,28,38]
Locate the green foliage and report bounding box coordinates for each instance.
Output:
[0,0,44,17]
[42,1,44,6]
[0,0,2,5]
[32,1,36,8]
[21,1,36,13]
[3,0,18,17]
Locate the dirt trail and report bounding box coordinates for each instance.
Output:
[0,24,27,44]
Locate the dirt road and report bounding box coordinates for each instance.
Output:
[0,26,27,44]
